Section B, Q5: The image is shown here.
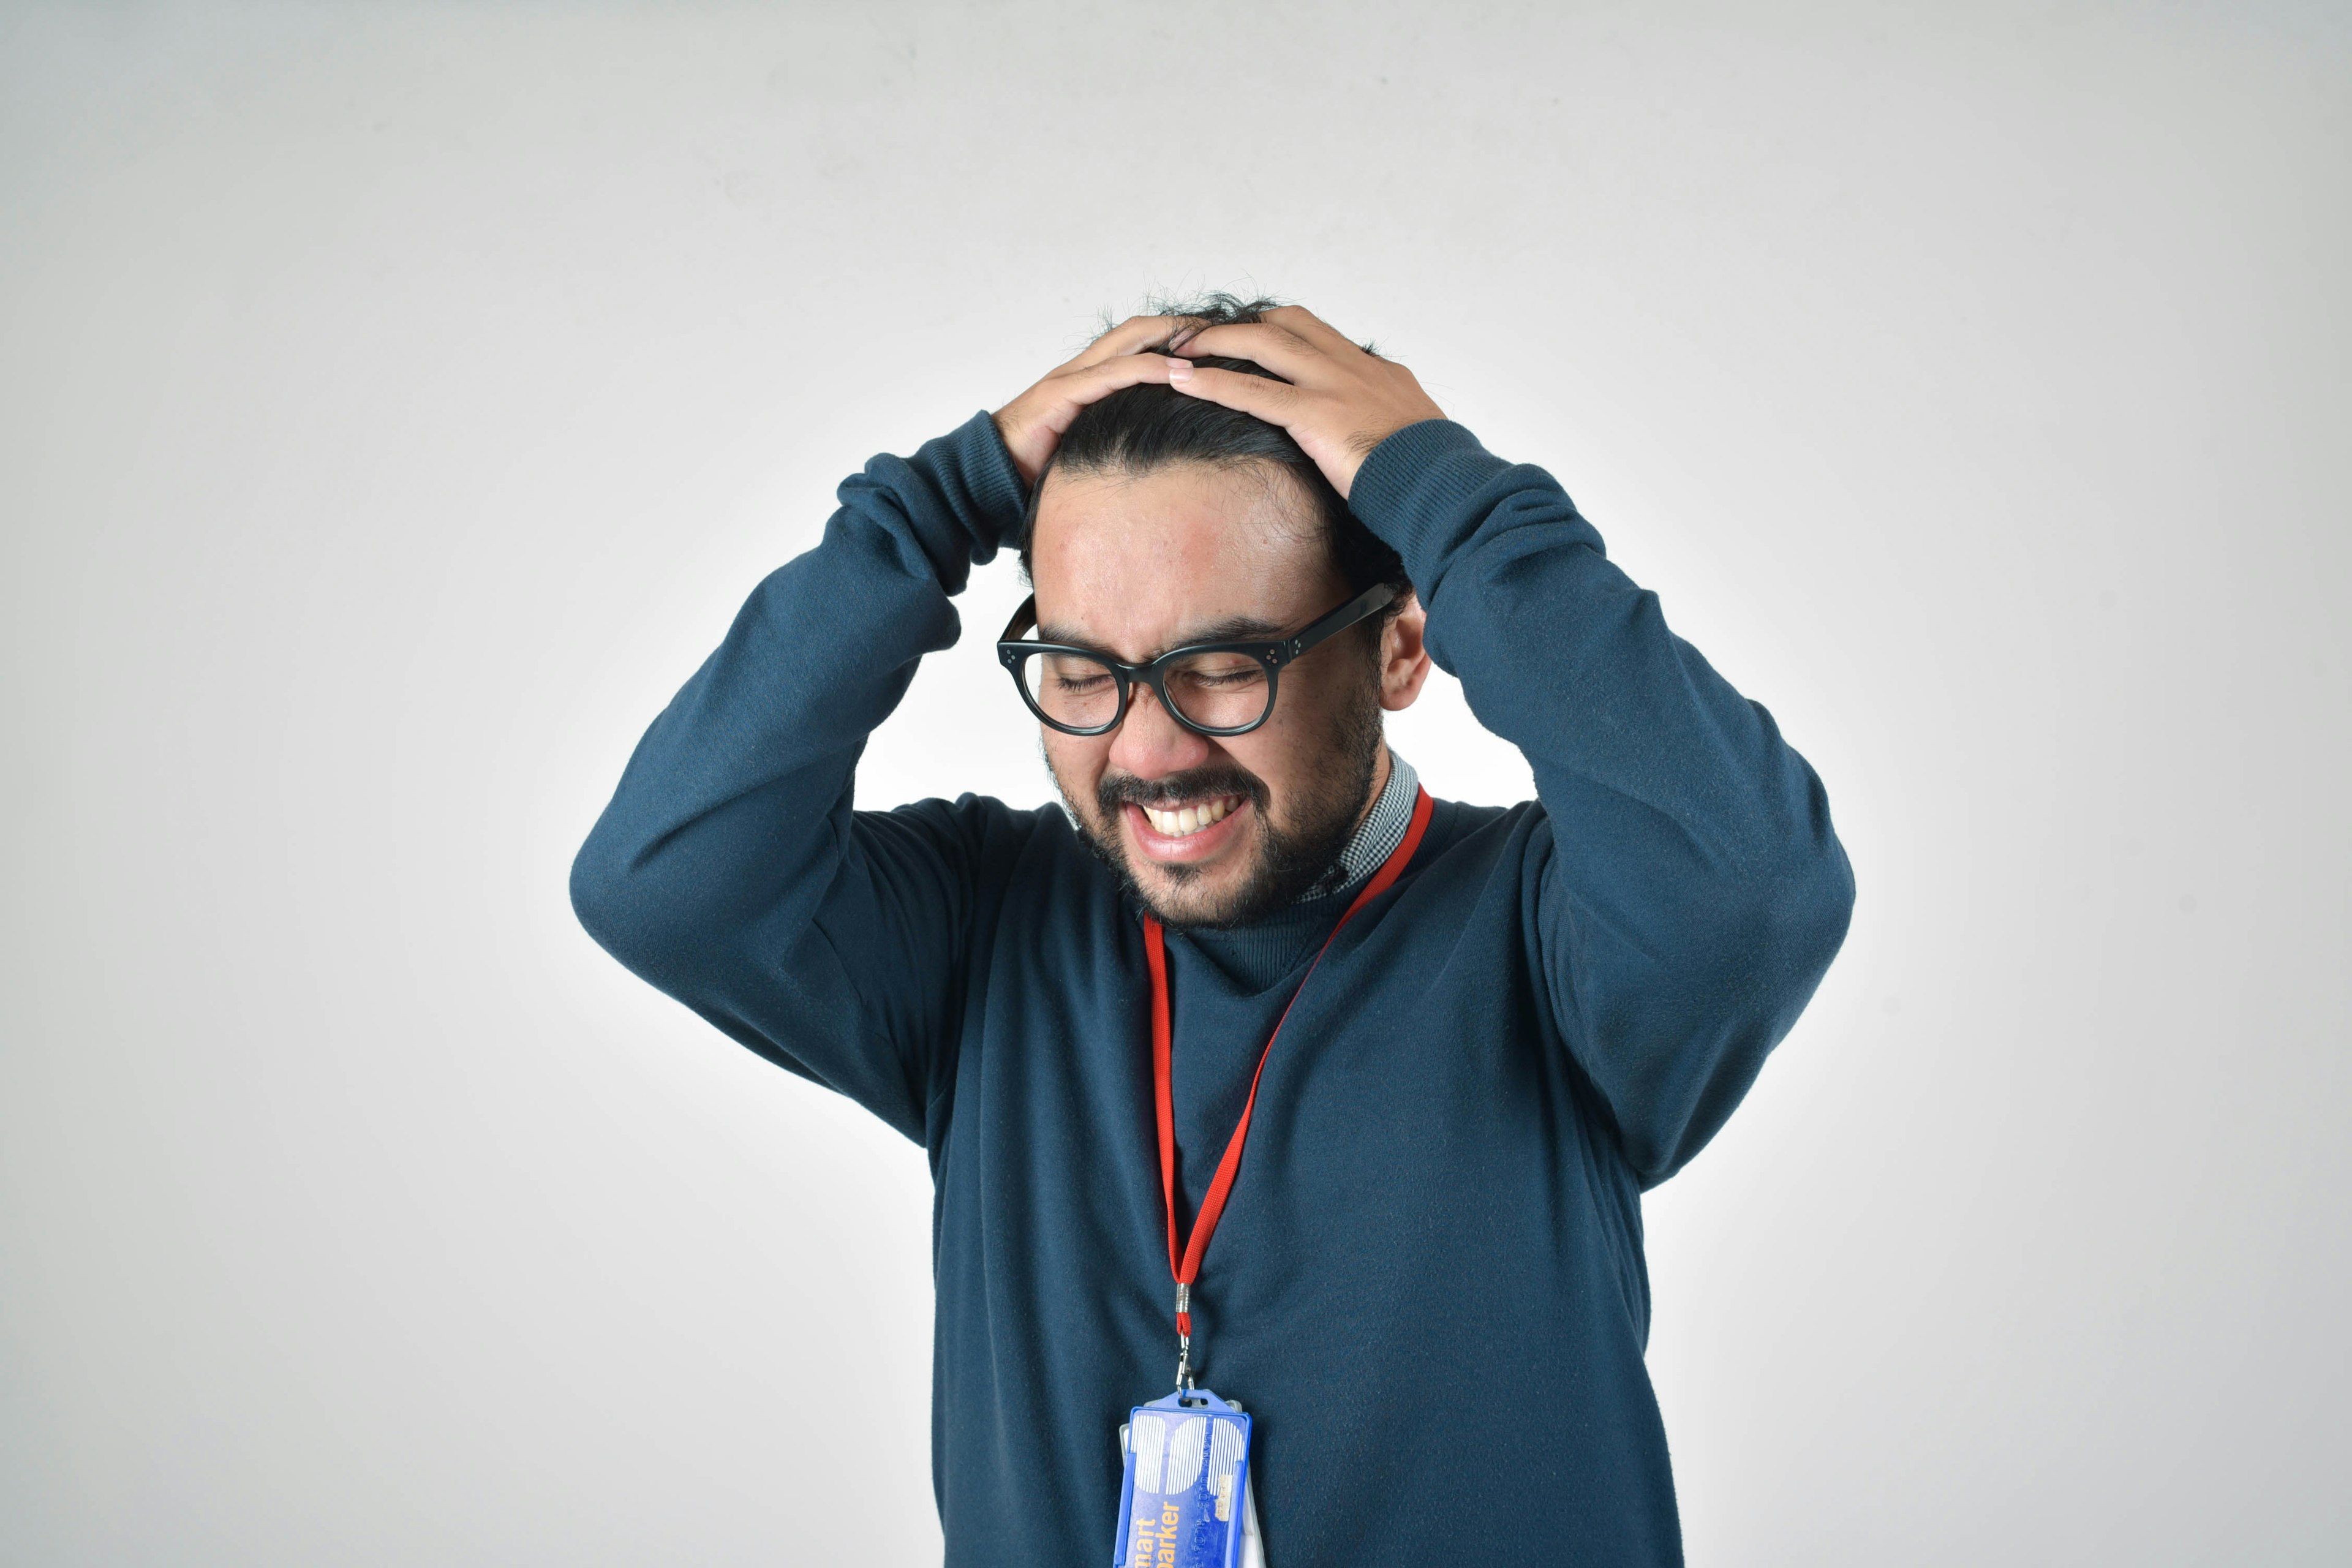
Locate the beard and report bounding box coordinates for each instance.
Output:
[1050,659,1387,930]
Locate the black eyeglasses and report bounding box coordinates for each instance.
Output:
[997,583,1396,738]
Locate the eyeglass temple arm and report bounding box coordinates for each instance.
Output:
[1277,582,1397,663]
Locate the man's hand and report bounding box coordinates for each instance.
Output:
[1164,305,1447,499]
[993,315,1193,489]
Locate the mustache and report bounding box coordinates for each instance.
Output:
[1096,764,1269,816]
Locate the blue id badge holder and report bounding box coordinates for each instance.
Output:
[1114,1388,1266,1568]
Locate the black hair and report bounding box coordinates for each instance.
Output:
[1016,293,1414,625]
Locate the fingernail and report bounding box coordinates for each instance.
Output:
[1167,358,1193,382]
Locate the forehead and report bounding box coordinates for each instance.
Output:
[1028,461,1341,655]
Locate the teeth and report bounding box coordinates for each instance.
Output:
[1142,797,1235,839]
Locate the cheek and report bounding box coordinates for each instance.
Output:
[1241,662,1371,787]
[1267,660,1358,745]
[1043,734,1110,802]
[1224,710,1314,795]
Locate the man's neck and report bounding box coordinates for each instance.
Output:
[1356,744,1394,837]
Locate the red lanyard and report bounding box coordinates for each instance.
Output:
[1141,785,1433,1375]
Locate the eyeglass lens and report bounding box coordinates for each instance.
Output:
[1020,649,1272,733]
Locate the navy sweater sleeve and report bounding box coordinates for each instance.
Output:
[568,412,1030,1144]
[1349,421,1855,1187]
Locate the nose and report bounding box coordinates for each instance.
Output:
[1107,680,1214,781]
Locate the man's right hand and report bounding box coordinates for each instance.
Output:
[992,315,1194,489]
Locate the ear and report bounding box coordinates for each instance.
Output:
[1376,592,1434,712]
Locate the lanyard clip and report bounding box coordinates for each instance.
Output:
[1174,1283,1195,1393]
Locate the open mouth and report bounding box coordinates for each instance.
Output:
[1131,794,1244,841]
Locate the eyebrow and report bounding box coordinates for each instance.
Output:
[1034,613,1291,657]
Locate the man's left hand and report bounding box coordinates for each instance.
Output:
[1164,305,1447,499]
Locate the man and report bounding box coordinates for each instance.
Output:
[571,297,1854,1566]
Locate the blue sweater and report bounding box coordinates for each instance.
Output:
[571,413,1854,1566]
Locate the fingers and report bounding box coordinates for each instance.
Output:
[997,350,1186,485]
[1172,322,1322,382]
[1259,304,1361,355]
[1055,351,1184,408]
[1070,307,1355,379]
[1164,361,1300,422]
[1072,314,1200,371]
[1008,304,1378,492]
[1022,352,1188,449]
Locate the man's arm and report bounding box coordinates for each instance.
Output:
[570,325,1189,1142]
[568,413,1025,1141]
[1169,307,1855,1186]
[1349,423,1853,1185]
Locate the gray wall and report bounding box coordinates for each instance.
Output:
[3,2,2345,1562]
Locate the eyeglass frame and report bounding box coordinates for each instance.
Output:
[995,581,1398,739]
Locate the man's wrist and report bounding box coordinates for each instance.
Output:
[1346,420,1513,586]
[908,410,1031,562]
[960,408,1033,548]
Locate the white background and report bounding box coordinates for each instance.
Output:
[4,3,2346,1562]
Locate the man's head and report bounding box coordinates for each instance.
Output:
[1016,296,1433,928]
